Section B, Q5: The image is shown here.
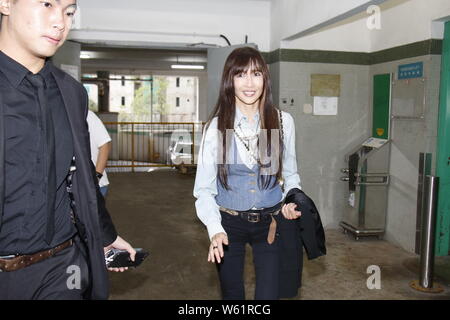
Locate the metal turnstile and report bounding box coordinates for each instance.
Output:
[340,138,390,240]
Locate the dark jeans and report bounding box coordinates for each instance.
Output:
[217,211,280,300]
[0,236,90,300]
[100,186,108,197]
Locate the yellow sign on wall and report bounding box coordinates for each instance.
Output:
[311,74,341,97]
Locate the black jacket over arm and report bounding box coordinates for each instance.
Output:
[278,188,326,298]
[51,65,118,299]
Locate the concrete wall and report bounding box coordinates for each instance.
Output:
[286,11,371,52]
[270,54,441,252]
[276,61,371,228]
[370,0,450,51]
[274,0,450,52]
[51,41,81,81]
[269,63,281,105]
[270,0,378,50]
[369,55,441,252]
[267,0,448,254]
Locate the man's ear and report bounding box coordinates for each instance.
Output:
[0,1,12,16]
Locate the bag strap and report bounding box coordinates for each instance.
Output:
[65,156,87,240]
[278,109,284,142]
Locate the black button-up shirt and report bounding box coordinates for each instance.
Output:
[0,51,76,255]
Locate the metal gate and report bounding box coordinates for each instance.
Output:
[104,122,205,172]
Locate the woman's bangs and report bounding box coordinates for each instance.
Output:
[231,56,263,76]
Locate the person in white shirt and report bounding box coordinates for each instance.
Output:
[193,47,302,300]
[87,110,111,197]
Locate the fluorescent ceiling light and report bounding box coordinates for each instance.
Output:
[171,64,204,70]
[80,52,91,59]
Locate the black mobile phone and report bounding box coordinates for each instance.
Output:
[105,248,149,268]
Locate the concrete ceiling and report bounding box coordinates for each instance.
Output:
[81,45,207,75]
[77,0,270,74]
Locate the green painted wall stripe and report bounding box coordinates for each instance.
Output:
[263,48,369,65]
[370,39,442,65]
[436,22,450,256]
[263,39,443,65]
[281,49,371,65]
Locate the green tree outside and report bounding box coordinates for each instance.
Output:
[118,77,170,122]
[153,77,170,122]
[130,81,152,122]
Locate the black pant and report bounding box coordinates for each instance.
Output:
[217,211,280,300]
[0,237,90,300]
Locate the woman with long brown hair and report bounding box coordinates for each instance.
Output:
[194,46,302,300]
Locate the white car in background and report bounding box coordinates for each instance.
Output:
[167,130,202,168]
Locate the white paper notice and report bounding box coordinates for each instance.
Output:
[313,96,338,115]
[362,137,389,149]
[349,192,355,208]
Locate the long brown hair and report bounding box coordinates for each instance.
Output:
[204,46,283,190]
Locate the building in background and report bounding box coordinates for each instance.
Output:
[83,75,199,123]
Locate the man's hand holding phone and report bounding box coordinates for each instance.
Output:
[104,235,137,272]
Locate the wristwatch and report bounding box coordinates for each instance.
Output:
[96,171,103,180]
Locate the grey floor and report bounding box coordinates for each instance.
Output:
[105,169,450,300]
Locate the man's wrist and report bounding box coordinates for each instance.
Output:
[96,171,103,180]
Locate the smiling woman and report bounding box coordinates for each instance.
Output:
[193,47,303,300]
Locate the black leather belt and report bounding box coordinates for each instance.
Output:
[219,202,282,223]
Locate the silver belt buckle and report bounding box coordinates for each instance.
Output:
[247,212,260,223]
[0,255,16,260]
[0,255,16,272]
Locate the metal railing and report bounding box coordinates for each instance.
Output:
[103,122,205,172]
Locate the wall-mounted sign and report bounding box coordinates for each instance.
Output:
[313,96,338,115]
[311,74,341,97]
[398,62,423,80]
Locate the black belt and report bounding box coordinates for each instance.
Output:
[219,202,282,223]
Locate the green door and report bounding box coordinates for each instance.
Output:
[436,21,450,256]
[372,74,391,140]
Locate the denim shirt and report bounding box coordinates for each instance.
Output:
[193,108,301,239]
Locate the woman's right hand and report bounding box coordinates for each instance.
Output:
[208,232,229,264]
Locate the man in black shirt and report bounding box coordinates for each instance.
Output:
[0,0,135,299]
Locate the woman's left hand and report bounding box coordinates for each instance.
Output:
[281,203,301,220]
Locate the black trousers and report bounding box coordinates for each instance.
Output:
[217,211,280,300]
[0,236,90,300]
